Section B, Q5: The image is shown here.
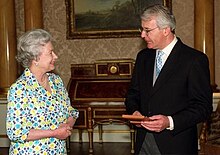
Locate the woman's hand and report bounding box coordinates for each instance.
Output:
[54,123,73,140]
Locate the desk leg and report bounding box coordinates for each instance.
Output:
[88,129,93,154]
[78,129,83,143]
[88,107,94,154]
[66,137,70,153]
[98,124,103,144]
[130,127,135,154]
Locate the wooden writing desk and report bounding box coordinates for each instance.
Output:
[68,59,135,154]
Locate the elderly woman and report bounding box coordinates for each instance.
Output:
[6,29,79,155]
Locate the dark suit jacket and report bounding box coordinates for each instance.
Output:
[125,39,213,155]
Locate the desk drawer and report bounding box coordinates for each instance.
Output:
[93,108,126,119]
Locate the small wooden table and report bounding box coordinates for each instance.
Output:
[68,59,135,154]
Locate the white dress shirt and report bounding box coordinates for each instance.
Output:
[153,36,178,130]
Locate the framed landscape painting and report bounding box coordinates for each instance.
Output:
[66,0,172,39]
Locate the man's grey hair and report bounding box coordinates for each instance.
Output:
[141,4,176,32]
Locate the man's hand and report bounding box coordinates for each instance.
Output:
[132,111,143,127]
[141,115,170,132]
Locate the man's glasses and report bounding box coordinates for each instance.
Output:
[139,27,158,35]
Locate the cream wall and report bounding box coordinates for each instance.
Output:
[14,0,220,89]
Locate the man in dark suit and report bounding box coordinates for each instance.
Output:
[125,4,213,155]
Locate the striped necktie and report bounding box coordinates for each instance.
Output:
[155,51,164,78]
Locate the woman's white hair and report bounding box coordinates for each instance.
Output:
[16,29,52,68]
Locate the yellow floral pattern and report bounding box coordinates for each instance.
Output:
[6,68,79,155]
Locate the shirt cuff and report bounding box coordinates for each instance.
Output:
[166,116,174,130]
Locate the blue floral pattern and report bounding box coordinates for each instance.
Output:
[6,68,79,155]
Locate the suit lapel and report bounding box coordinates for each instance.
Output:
[145,51,155,91]
[139,49,155,97]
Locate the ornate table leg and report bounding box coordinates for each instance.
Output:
[66,137,70,153]
[78,129,83,144]
[88,128,94,154]
[88,107,94,154]
[130,125,135,154]
[98,124,103,144]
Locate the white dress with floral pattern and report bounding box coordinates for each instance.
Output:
[6,68,79,155]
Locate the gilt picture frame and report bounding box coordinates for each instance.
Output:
[65,0,172,39]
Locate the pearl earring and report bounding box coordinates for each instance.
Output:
[35,62,39,66]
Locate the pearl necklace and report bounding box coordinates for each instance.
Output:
[39,76,51,93]
[39,75,48,88]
